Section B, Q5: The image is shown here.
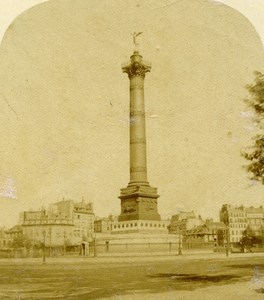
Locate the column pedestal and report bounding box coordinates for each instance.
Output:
[118,185,160,221]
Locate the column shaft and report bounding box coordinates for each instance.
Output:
[129,76,148,185]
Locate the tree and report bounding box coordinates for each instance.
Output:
[242,71,264,183]
[11,235,32,250]
[240,226,263,252]
[240,227,255,252]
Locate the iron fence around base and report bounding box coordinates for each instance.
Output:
[88,241,226,256]
[2,245,82,258]
[89,242,180,255]
[183,242,215,249]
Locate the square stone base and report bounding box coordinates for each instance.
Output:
[118,185,160,221]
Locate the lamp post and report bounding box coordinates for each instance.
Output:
[212,229,215,250]
[63,231,66,255]
[178,231,182,255]
[42,230,46,264]
[49,227,52,257]
[94,231,97,257]
[225,226,229,257]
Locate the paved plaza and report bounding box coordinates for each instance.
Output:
[0,253,263,299]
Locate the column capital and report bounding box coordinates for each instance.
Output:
[122,52,151,79]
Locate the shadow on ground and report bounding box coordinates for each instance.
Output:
[256,288,264,294]
[149,273,239,283]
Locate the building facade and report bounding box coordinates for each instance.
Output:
[5,225,23,240]
[50,199,95,241]
[185,220,226,246]
[22,217,74,247]
[17,199,95,247]
[220,204,264,244]
[168,211,204,235]
[94,218,112,233]
[0,228,12,249]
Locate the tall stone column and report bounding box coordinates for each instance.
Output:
[119,49,160,222]
[122,51,151,186]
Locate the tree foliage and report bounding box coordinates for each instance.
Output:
[242,71,264,183]
[11,235,32,249]
[240,226,263,248]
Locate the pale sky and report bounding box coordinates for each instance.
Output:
[0,0,264,227]
[0,1,263,44]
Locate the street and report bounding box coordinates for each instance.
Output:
[0,253,263,299]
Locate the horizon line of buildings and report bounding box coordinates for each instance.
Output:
[0,199,264,251]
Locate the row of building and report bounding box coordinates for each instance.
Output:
[168,205,264,247]
[0,202,263,251]
[220,204,264,243]
[5,199,95,248]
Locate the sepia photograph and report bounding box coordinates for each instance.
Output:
[0,0,264,299]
